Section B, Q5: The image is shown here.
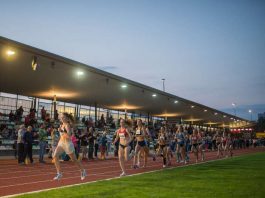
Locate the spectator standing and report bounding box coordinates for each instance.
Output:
[38,124,48,163]
[87,127,94,160]
[41,107,46,120]
[100,132,108,160]
[50,127,60,156]
[17,125,26,164]
[23,126,34,164]
[80,130,88,160]
[94,133,100,158]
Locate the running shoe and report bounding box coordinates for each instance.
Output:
[133,164,139,169]
[153,156,156,161]
[53,173,63,180]
[81,169,87,180]
[120,172,126,177]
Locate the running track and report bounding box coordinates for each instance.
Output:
[0,148,264,197]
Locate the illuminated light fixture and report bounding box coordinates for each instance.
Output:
[6,50,15,56]
[108,103,142,110]
[204,109,207,112]
[174,100,178,104]
[248,109,252,113]
[77,71,84,76]
[152,94,157,97]
[31,56,39,71]
[191,105,195,108]
[154,113,181,117]
[230,118,233,120]
[121,84,127,88]
[223,115,227,118]
[214,112,218,115]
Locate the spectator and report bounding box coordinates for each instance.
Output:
[94,133,100,158]
[41,107,46,120]
[23,126,34,164]
[17,125,26,165]
[71,132,79,159]
[38,124,47,163]
[50,126,60,157]
[106,129,112,157]
[87,127,95,160]
[9,110,15,122]
[100,132,107,160]
[16,106,24,121]
[54,110,59,121]
[80,129,88,160]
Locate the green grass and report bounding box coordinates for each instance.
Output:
[18,152,265,198]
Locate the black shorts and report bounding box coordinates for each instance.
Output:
[119,144,127,149]
[137,141,146,147]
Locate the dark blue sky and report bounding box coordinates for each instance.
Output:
[0,0,264,118]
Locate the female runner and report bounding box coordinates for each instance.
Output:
[113,119,133,177]
[175,125,186,163]
[198,130,206,161]
[133,119,149,169]
[157,127,168,168]
[191,128,199,163]
[53,113,86,180]
[216,131,223,158]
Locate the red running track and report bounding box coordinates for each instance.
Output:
[0,147,264,197]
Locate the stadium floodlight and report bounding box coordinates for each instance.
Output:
[32,56,39,71]
[121,84,127,88]
[77,71,84,76]
[6,50,15,56]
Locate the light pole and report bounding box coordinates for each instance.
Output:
[248,109,252,121]
[162,78,165,92]
[232,103,237,116]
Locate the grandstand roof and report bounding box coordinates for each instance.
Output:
[0,36,249,127]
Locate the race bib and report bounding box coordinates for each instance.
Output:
[136,130,141,135]
[119,133,125,139]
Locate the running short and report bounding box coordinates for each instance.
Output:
[53,141,75,157]
[137,140,146,147]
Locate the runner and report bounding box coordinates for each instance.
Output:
[157,127,168,168]
[113,119,133,177]
[198,130,206,161]
[191,128,199,163]
[133,119,149,169]
[52,113,86,180]
[216,131,223,158]
[175,125,186,164]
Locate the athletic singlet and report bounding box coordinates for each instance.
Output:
[118,128,128,139]
[191,135,198,144]
[135,128,144,136]
[176,132,185,142]
[60,126,72,142]
[159,134,166,145]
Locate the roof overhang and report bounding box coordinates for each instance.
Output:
[0,36,249,127]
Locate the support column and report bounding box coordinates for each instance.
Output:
[53,95,57,120]
[125,108,127,120]
[95,102,98,123]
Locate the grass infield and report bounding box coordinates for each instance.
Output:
[18,152,265,198]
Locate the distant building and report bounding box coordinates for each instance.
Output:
[258,112,265,119]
